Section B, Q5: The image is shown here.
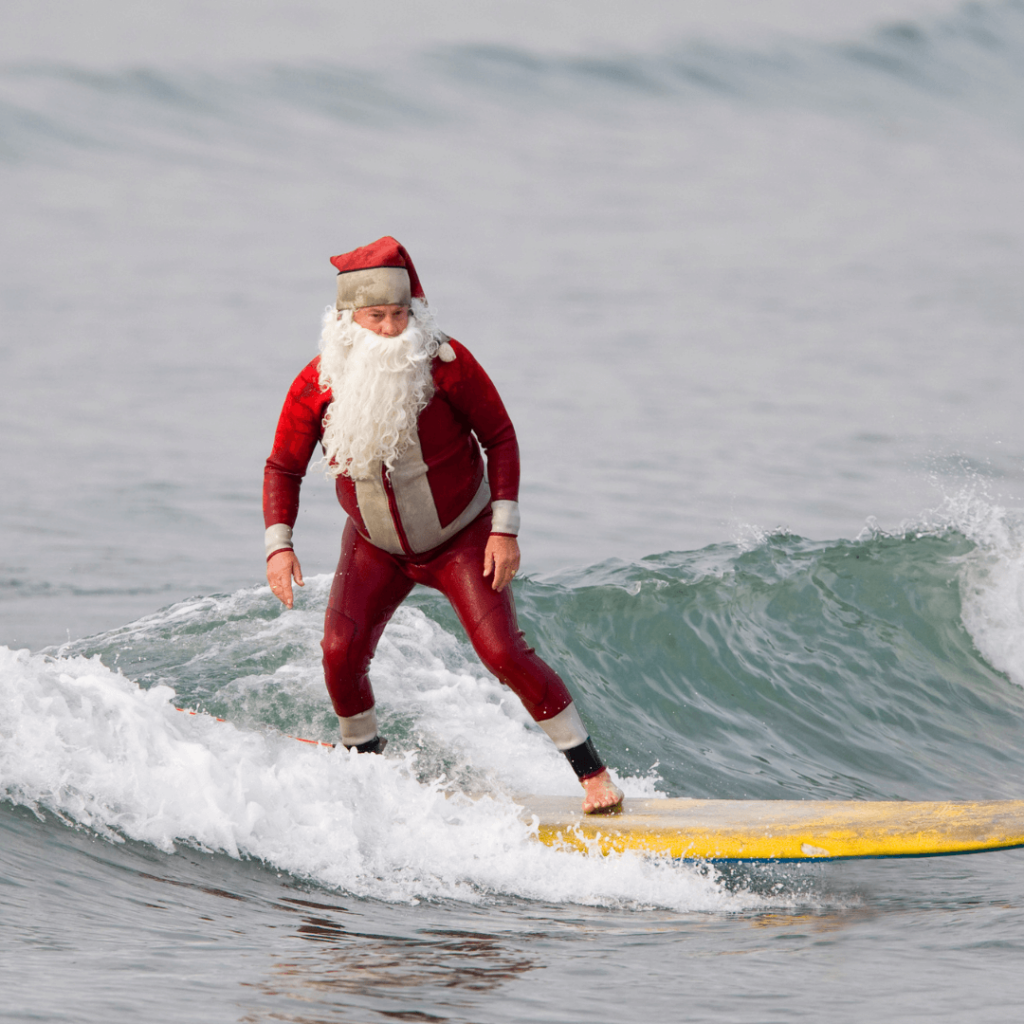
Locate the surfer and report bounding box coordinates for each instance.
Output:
[262,237,623,814]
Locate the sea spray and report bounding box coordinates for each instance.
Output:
[0,644,763,912]
[910,491,1024,691]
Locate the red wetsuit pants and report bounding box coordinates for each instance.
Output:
[322,514,574,723]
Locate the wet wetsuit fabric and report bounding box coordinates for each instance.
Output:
[263,339,587,740]
[323,514,573,723]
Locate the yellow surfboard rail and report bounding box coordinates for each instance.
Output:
[520,797,1024,861]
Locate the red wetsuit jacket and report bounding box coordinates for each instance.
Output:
[263,339,521,556]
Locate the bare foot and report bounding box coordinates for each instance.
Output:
[581,770,624,814]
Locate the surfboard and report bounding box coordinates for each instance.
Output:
[171,709,1024,861]
[176,707,336,749]
[520,796,1024,861]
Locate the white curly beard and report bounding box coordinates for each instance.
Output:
[317,299,441,480]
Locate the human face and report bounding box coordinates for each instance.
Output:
[351,304,410,337]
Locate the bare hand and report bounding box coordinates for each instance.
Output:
[482,534,521,592]
[267,549,304,608]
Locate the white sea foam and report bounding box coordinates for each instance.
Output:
[859,487,1024,692]
[0,638,771,912]
[937,495,1024,692]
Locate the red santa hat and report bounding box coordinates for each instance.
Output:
[330,236,426,310]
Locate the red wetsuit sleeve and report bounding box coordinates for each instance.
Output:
[263,357,331,529]
[438,339,520,506]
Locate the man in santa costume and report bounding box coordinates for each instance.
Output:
[264,237,623,813]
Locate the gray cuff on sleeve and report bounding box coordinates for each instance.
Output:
[490,499,520,536]
[265,523,294,559]
[537,703,590,751]
[339,708,378,746]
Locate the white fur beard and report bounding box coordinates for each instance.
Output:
[317,302,440,480]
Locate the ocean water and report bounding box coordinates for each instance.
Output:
[3,1,1024,1021]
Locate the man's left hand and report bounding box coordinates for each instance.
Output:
[483,534,521,592]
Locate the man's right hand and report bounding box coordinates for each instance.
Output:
[267,550,304,608]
